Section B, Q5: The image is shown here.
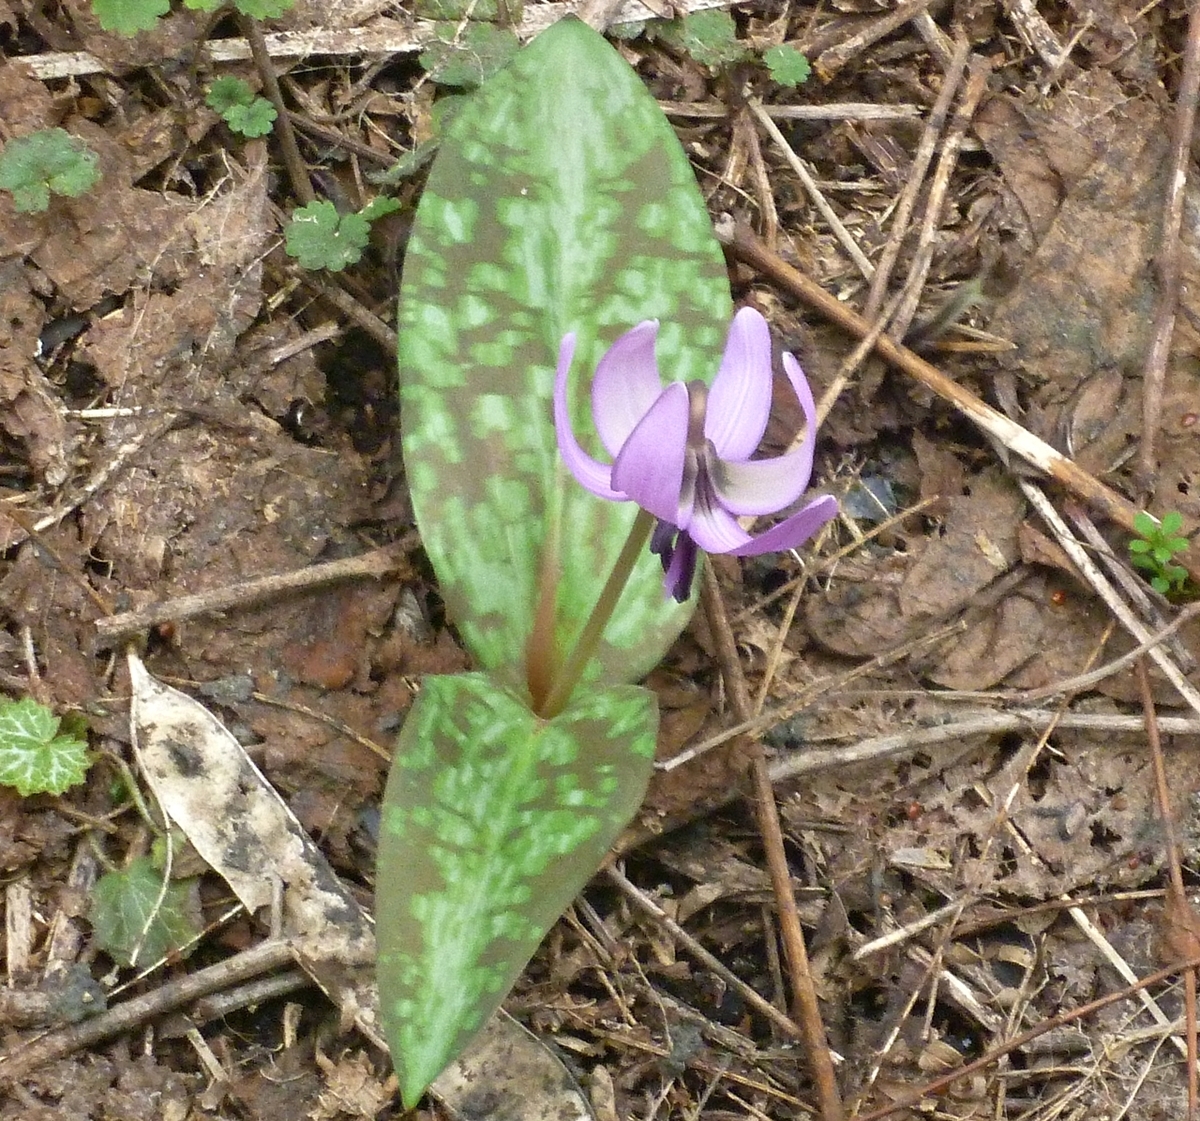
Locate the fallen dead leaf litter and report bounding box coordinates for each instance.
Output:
[2,0,1200,1117]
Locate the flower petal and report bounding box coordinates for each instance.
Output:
[704,307,773,461]
[592,321,664,457]
[685,490,754,554]
[725,495,838,557]
[782,351,819,440]
[611,382,689,523]
[707,350,821,515]
[553,332,624,501]
[709,444,814,516]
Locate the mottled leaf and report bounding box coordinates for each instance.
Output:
[398,16,732,690]
[375,671,657,1105]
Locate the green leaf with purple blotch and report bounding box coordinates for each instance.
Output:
[398,16,732,690]
[376,671,656,1105]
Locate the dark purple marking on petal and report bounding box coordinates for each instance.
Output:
[663,532,698,602]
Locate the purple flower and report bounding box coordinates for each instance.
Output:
[554,307,838,601]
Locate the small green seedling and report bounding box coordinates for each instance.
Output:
[651,9,747,67]
[92,0,293,37]
[763,43,811,86]
[206,77,277,137]
[0,129,100,213]
[92,0,168,34]
[90,854,201,968]
[1130,510,1190,596]
[613,15,809,83]
[0,696,91,796]
[284,197,401,271]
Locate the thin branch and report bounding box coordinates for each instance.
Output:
[701,567,845,1121]
[241,16,314,207]
[94,539,415,644]
[1136,0,1200,488]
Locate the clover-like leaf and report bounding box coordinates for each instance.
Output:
[0,696,90,796]
[376,671,657,1106]
[206,76,277,137]
[763,43,811,86]
[1129,509,1192,595]
[89,856,202,968]
[285,199,396,271]
[91,0,168,35]
[0,129,100,213]
[652,9,747,68]
[398,16,732,688]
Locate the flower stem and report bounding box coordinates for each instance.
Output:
[524,526,562,713]
[538,507,655,719]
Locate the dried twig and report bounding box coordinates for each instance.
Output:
[1020,481,1200,718]
[241,16,314,207]
[0,941,296,1084]
[16,0,738,79]
[661,102,923,122]
[861,37,970,322]
[1136,0,1200,489]
[812,0,939,80]
[1002,0,1068,69]
[1136,658,1200,1118]
[700,567,845,1121]
[299,269,399,353]
[751,102,873,280]
[768,708,1200,783]
[604,866,808,1046]
[888,56,991,340]
[93,539,415,644]
[850,954,1200,1121]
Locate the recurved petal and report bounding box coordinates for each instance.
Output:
[611,381,689,523]
[709,440,815,516]
[705,306,773,461]
[782,351,819,440]
[554,332,624,501]
[592,320,664,458]
[725,495,838,557]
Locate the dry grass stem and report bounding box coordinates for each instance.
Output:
[700,567,845,1121]
[861,36,970,322]
[751,102,874,281]
[888,56,991,340]
[1135,0,1200,488]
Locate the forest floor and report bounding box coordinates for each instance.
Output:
[3,0,1200,1118]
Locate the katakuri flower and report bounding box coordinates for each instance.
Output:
[554,307,838,601]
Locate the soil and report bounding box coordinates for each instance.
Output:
[3,0,1200,1118]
